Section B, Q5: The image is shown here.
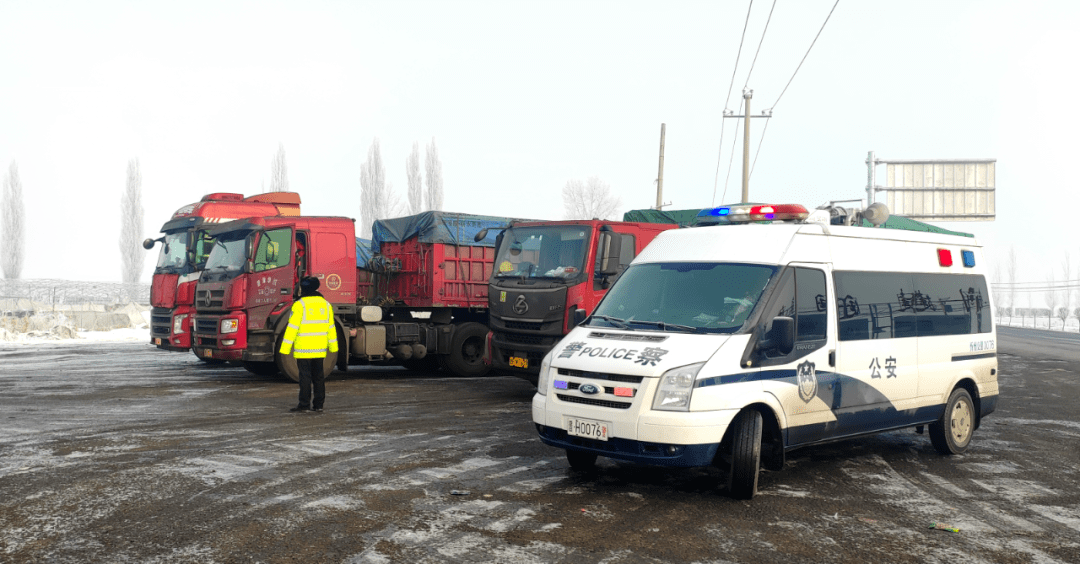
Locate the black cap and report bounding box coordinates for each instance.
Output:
[300,276,320,294]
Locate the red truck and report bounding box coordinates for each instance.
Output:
[480,219,680,384]
[190,211,522,380]
[143,192,301,357]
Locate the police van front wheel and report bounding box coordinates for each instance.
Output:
[726,409,763,500]
[929,388,974,455]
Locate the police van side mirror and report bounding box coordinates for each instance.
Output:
[759,316,795,356]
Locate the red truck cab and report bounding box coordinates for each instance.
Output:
[145,192,300,355]
[486,220,678,383]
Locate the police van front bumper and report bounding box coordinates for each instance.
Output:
[536,424,720,467]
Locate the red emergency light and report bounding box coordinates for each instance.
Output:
[937,249,953,267]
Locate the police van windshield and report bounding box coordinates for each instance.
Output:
[203,231,251,273]
[493,226,590,281]
[588,262,777,333]
[154,232,191,274]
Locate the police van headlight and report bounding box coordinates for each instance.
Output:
[536,352,554,396]
[652,362,704,412]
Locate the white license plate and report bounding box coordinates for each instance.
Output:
[566,417,610,441]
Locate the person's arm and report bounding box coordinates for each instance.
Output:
[279,300,304,354]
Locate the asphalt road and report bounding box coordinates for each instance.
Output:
[1,329,1078,564]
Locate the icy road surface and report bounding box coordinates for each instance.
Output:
[0,338,1078,563]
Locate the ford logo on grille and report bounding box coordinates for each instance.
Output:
[579,383,600,395]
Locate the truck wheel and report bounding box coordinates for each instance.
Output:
[726,409,762,500]
[929,388,975,455]
[242,361,279,376]
[274,346,336,383]
[443,322,490,377]
[566,449,597,472]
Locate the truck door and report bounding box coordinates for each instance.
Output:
[754,263,837,447]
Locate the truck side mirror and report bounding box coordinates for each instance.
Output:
[142,238,157,250]
[759,316,795,356]
[598,232,622,276]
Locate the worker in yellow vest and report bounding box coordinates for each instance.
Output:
[280,276,339,412]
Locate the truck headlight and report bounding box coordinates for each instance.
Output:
[652,362,704,412]
[173,313,188,334]
[536,352,554,396]
[220,318,240,334]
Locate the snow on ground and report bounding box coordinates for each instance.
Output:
[0,310,151,344]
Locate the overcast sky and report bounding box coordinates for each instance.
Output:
[1,0,1076,305]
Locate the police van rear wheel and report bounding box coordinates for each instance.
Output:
[929,388,974,455]
[727,409,763,500]
[566,449,597,471]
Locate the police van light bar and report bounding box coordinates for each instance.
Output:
[697,203,809,225]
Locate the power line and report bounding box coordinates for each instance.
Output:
[712,0,755,207]
[746,0,838,181]
[771,0,840,111]
[743,0,777,89]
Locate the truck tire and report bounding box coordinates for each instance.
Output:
[929,388,975,455]
[242,361,279,376]
[442,322,490,377]
[726,409,762,500]
[274,332,336,383]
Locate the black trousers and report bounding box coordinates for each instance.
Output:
[297,358,326,409]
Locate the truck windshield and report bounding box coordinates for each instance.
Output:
[153,232,191,274]
[588,262,777,333]
[203,231,251,273]
[494,226,591,281]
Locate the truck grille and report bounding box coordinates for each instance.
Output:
[150,308,172,338]
[196,289,225,309]
[504,333,546,345]
[503,320,544,331]
[195,317,219,335]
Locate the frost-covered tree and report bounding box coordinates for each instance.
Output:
[406,142,423,215]
[359,138,402,238]
[424,138,443,211]
[562,176,622,220]
[119,158,145,284]
[1,161,25,279]
[270,143,289,192]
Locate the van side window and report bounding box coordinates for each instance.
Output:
[835,271,991,341]
[759,267,828,362]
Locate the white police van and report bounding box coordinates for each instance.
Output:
[532,202,998,499]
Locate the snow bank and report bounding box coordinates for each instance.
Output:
[0,301,151,343]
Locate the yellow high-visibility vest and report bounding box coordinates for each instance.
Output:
[279,296,339,359]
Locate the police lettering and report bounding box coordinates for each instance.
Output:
[579,346,637,362]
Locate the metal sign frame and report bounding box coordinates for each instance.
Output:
[866,152,996,221]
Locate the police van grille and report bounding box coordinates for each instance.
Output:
[587,332,668,343]
[557,368,643,384]
[556,394,632,410]
[563,381,637,397]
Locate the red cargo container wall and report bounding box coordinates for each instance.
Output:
[380,239,493,309]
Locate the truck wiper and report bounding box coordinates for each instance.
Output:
[628,319,701,333]
[591,315,629,329]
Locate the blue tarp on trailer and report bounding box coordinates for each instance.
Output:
[370,211,527,252]
[355,238,373,268]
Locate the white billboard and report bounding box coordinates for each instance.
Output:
[869,157,996,221]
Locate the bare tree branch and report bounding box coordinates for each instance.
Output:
[270,143,289,193]
[359,138,404,238]
[1,161,26,279]
[424,138,443,211]
[119,158,145,284]
[406,142,423,215]
[562,176,621,220]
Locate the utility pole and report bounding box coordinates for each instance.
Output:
[656,123,666,210]
[866,150,876,207]
[723,88,772,203]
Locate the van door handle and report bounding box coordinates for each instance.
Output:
[828,350,836,367]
